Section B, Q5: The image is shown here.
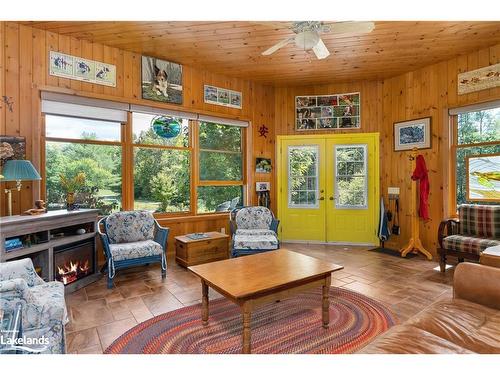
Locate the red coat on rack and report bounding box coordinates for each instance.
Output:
[411,155,430,220]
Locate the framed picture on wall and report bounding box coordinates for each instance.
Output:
[295,92,360,131]
[0,136,26,166]
[141,55,183,104]
[466,153,500,202]
[393,117,431,151]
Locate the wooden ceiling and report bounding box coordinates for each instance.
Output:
[21,21,500,86]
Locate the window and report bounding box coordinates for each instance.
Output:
[45,115,122,215]
[288,145,319,208]
[334,145,367,208]
[43,95,247,216]
[132,112,191,213]
[197,121,244,213]
[453,107,500,205]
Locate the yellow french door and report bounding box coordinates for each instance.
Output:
[279,138,326,241]
[278,133,379,245]
[325,135,379,244]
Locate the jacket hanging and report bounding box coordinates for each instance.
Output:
[411,154,430,220]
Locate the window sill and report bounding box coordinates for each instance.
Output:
[154,212,230,224]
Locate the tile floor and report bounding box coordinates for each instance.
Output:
[65,244,455,353]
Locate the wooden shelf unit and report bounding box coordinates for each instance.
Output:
[0,209,99,287]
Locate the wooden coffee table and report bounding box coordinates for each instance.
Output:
[188,250,343,354]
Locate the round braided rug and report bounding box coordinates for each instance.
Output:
[105,287,396,354]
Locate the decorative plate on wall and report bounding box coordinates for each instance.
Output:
[151,116,181,139]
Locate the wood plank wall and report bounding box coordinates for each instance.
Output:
[274,43,500,257]
[0,22,276,255]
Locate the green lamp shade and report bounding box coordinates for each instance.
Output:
[1,160,41,182]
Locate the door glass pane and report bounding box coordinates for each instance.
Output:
[288,145,319,208]
[335,145,367,208]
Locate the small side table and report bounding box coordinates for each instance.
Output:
[175,231,230,267]
[480,245,500,268]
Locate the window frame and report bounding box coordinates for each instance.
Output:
[449,105,500,213]
[195,121,247,215]
[42,101,248,218]
[42,114,126,214]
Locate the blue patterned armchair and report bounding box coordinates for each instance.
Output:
[98,210,169,288]
[0,258,68,354]
[230,206,280,257]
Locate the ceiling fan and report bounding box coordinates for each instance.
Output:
[261,21,375,60]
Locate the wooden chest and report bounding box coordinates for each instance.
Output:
[175,231,230,267]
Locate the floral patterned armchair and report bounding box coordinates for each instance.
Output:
[98,210,169,288]
[230,206,280,257]
[0,258,68,354]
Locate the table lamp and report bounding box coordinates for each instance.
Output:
[1,160,42,216]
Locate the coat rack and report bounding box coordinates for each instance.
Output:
[400,148,433,260]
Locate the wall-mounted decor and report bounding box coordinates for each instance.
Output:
[151,116,181,139]
[295,92,360,131]
[49,51,116,87]
[466,153,500,202]
[142,56,183,105]
[458,63,500,95]
[393,117,431,151]
[258,124,269,138]
[204,85,242,109]
[0,136,26,166]
[255,158,272,173]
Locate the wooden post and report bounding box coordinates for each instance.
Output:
[242,301,252,354]
[322,275,331,328]
[201,280,209,326]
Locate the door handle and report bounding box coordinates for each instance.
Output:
[329,197,334,200]
[318,197,325,201]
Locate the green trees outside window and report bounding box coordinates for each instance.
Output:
[45,112,246,215]
[455,108,500,205]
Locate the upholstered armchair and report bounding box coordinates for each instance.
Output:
[98,210,169,288]
[438,204,500,272]
[230,206,280,257]
[0,258,68,354]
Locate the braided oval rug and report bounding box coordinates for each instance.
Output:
[105,287,396,354]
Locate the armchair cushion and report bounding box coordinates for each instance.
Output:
[0,257,44,287]
[235,229,277,236]
[109,239,164,261]
[458,204,500,238]
[443,235,500,255]
[233,234,279,250]
[235,206,273,230]
[105,210,155,244]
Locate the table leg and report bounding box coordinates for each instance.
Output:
[202,280,209,326]
[322,275,331,328]
[242,302,252,354]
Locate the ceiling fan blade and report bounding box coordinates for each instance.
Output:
[330,21,375,35]
[312,38,330,60]
[261,37,294,56]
